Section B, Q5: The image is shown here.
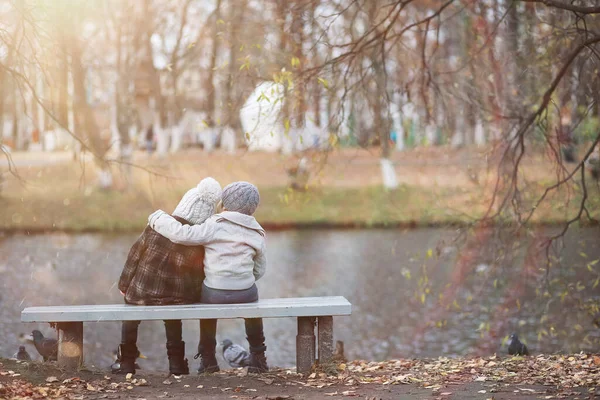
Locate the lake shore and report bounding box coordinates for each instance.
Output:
[1,147,598,232]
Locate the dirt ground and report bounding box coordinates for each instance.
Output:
[1,358,598,400]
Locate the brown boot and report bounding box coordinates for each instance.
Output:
[194,345,220,374]
[166,341,189,375]
[111,344,137,375]
[248,351,269,374]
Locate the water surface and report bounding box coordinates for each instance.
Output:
[1,228,598,371]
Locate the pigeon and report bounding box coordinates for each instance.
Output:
[507,333,529,356]
[13,345,31,361]
[221,339,250,368]
[30,330,58,361]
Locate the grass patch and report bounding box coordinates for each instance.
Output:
[1,155,598,232]
[0,184,469,232]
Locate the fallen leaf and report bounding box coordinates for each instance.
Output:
[46,376,59,383]
[440,392,452,396]
[325,392,338,396]
[86,383,96,391]
[341,390,358,396]
[126,373,133,380]
[197,385,204,389]
[163,379,172,385]
[478,390,487,394]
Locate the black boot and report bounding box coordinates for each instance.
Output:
[248,350,269,373]
[194,345,220,374]
[111,344,137,375]
[166,341,189,375]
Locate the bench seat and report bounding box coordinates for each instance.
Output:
[21,296,351,373]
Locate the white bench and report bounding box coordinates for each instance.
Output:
[21,296,351,373]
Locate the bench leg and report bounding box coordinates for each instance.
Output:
[317,316,334,364]
[296,317,316,374]
[57,322,83,370]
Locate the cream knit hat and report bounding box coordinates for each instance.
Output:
[173,177,222,224]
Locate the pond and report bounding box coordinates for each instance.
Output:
[1,228,599,372]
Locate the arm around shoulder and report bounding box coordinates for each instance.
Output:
[152,213,216,245]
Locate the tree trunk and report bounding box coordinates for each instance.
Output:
[205,0,222,127]
[225,0,248,137]
[290,1,306,129]
[57,36,70,129]
[70,30,112,188]
[115,20,133,184]
[368,1,396,189]
[0,22,20,142]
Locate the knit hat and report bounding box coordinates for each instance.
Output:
[222,181,260,215]
[173,177,222,224]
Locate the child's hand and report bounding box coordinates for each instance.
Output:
[148,210,167,227]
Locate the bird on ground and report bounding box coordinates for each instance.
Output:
[507,333,529,356]
[13,345,31,361]
[221,339,250,368]
[30,330,58,361]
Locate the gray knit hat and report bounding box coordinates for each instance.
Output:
[173,177,222,224]
[222,181,260,215]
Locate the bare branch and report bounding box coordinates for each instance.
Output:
[520,0,600,14]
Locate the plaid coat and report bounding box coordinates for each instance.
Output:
[118,215,205,305]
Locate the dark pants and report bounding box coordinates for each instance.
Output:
[199,283,266,354]
[121,320,183,345]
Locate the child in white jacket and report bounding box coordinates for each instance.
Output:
[148,181,268,374]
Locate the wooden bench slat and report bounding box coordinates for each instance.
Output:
[21,296,352,323]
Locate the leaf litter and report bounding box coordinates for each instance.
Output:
[1,353,599,399]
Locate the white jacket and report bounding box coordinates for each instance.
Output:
[149,210,267,290]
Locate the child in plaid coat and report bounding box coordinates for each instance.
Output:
[113,178,222,375]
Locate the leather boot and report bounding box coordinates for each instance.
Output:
[111,344,137,375]
[166,341,189,375]
[194,345,220,374]
[248,350,269,373]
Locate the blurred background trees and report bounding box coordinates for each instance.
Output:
[1,0,599,196]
